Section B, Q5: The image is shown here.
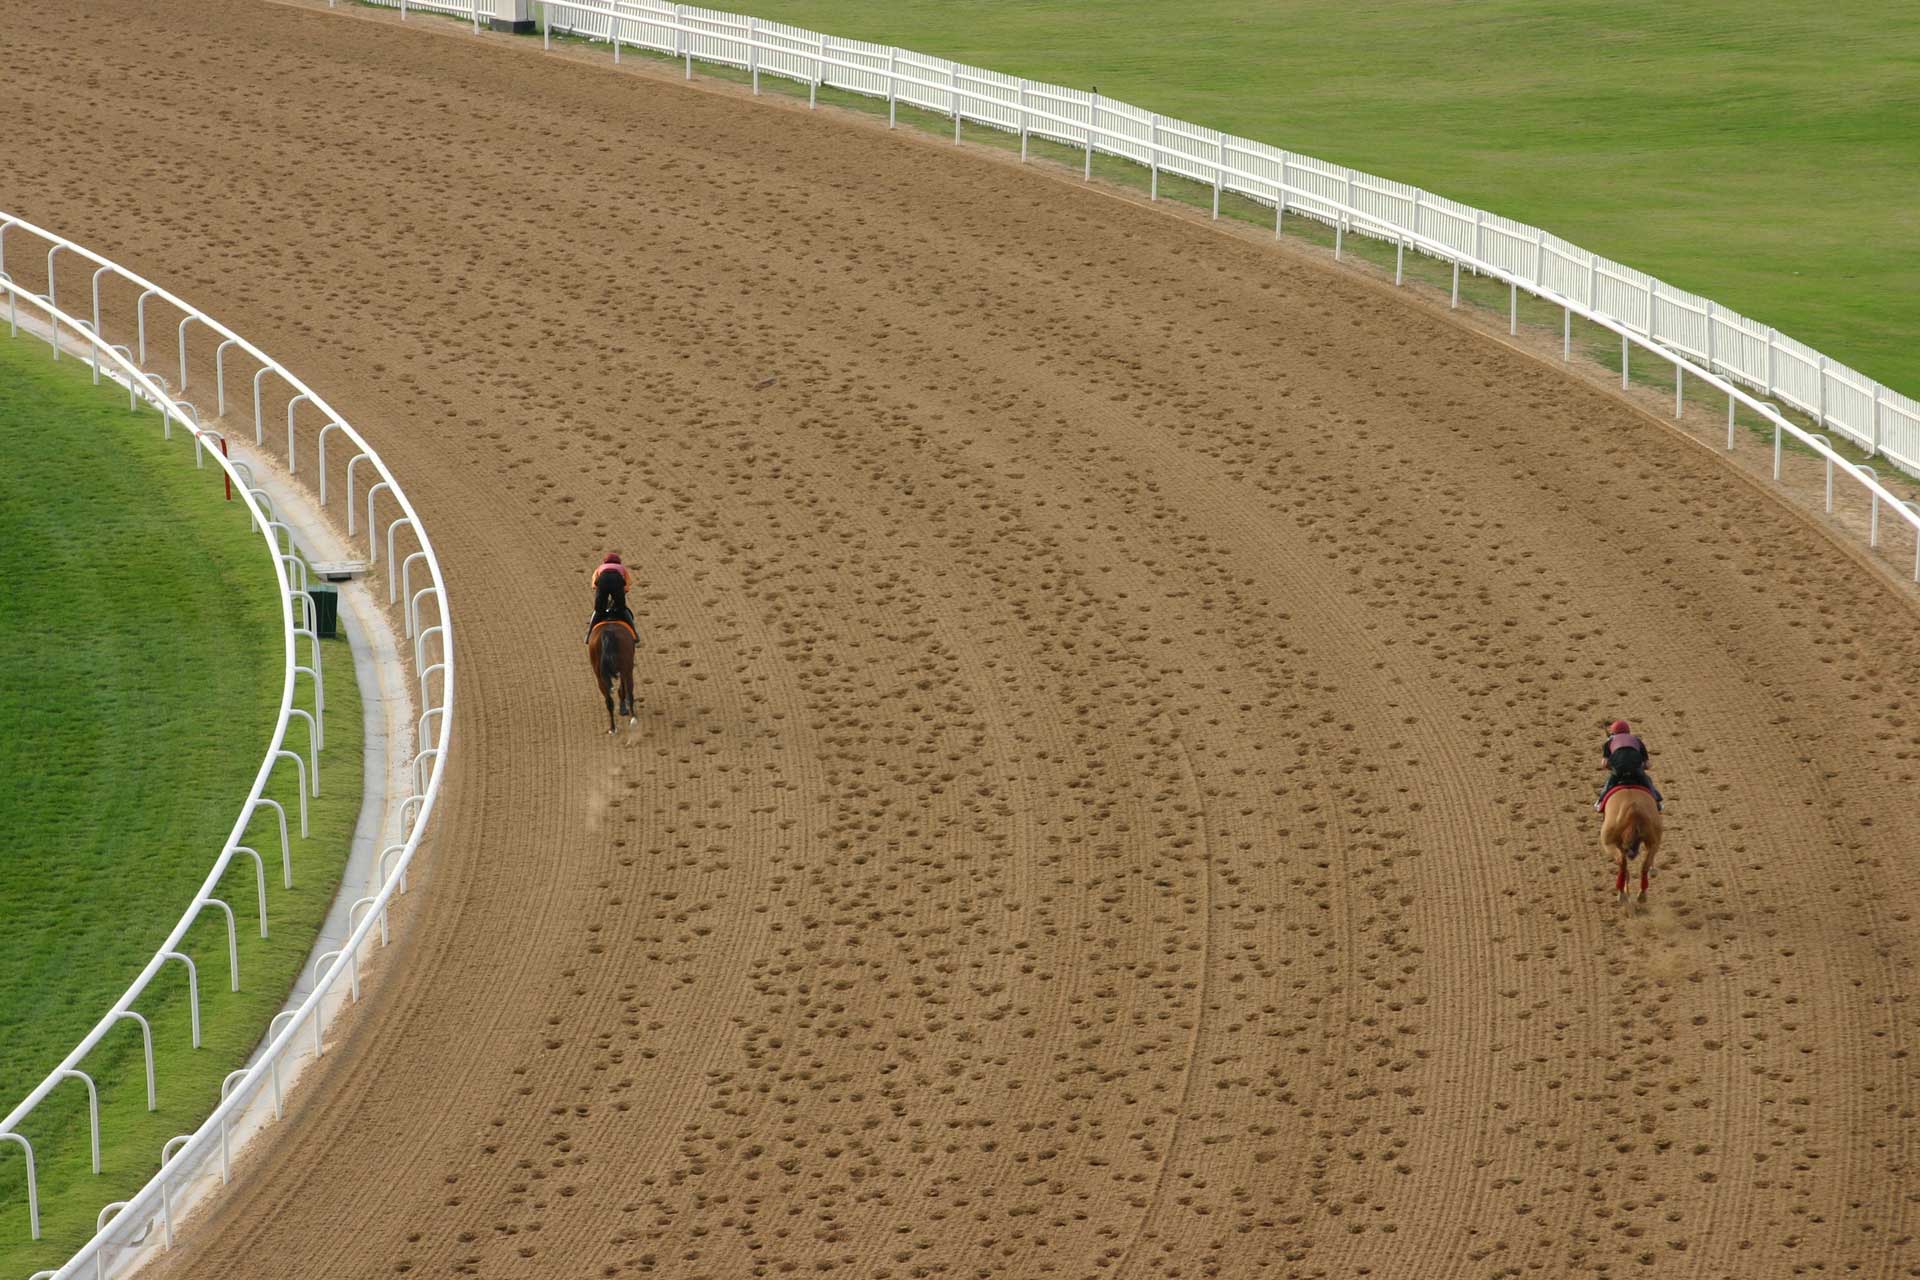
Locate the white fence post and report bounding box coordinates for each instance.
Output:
[161,951,201,1047]
[1276,152,1289,237]
[1,1133,39,1239]
[1147,114,1158,199]
[59,1070,100,1174]
[1083,94,1094,179]
[1212,134,1223,218]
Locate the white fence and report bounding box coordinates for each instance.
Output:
[0,213,455,1280]
[525,0,1920,570]
[0,273,306,1252]
[448,0,1920,480]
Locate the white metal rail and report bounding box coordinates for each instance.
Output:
[512,0,1920,479]
[0,214,455,1280]
[0,285,304,1247]
[529,0,1920,570]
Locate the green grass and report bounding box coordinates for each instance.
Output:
[0,332,363,1272]
[593,0,1919,400]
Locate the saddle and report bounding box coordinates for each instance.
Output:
[586,617,637,646]
[1596,782,1654,814]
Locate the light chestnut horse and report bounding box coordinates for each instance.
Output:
[1601,786,1663,907]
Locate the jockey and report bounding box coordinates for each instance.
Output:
[586,551,635,644]
[1596,719,1663,812]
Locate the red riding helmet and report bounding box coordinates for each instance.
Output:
[1608,719,1631,735]
[604,551,623,564]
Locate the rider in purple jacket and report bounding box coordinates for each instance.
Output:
[1596,719,1663,812]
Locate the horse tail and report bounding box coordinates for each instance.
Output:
[598,625,619,685]
[1618,801,1646,859]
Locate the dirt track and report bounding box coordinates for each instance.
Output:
[6,2,1920,1275]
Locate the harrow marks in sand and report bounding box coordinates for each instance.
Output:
[5,1,1919,1276]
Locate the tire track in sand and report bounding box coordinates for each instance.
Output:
[1110,727,1214,1279]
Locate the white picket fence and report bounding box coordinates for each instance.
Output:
[0,212,456,1280]
[345,0,1920,472]
[425,0,1916,478]
[520,0,1920,567]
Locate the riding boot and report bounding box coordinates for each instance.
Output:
[1595,773,1621,811]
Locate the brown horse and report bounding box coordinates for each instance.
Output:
[1601,785,1663,908]
[587,620,636,734]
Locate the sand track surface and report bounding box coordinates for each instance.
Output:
[6,3,1919,1275]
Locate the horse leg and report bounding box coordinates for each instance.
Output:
[591,631,622,734]
[1602,826,1633,909]
[1639,832,1660,902]
[619,639,636,722]
[588,638,608,732]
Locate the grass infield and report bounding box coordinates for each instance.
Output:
[0,331,362,1271]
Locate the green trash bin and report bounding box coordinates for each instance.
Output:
[310,585,340,640]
